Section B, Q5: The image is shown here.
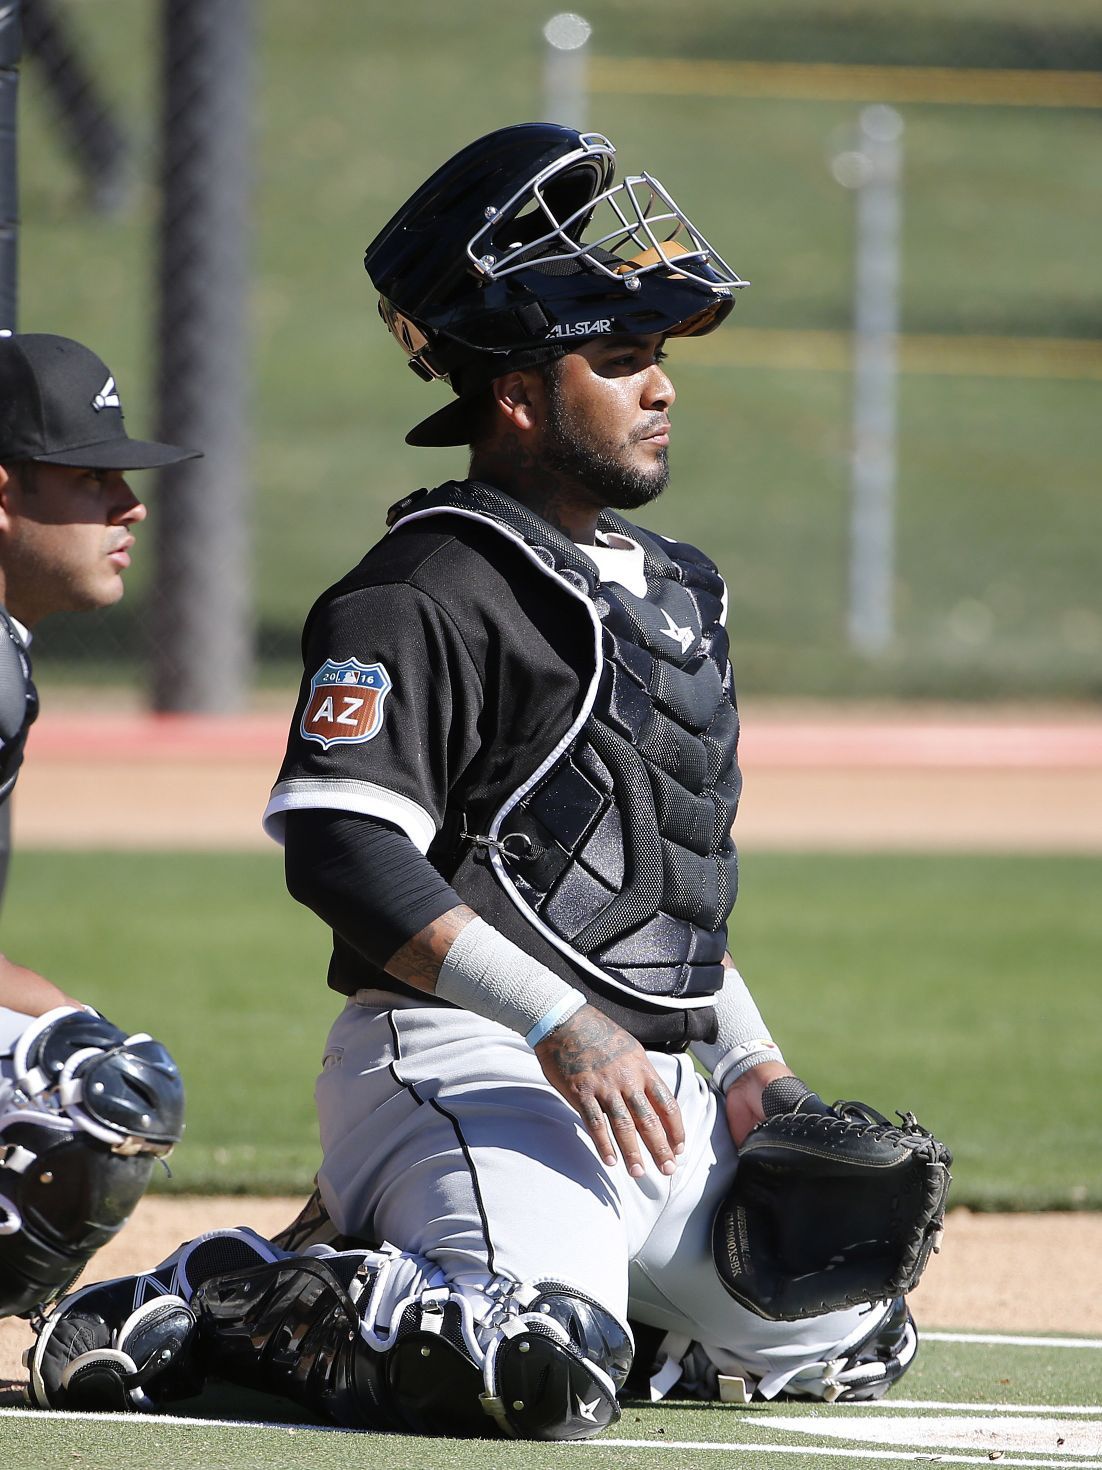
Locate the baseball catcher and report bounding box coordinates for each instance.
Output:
[25,125,950,1437]
[0,332,195,1318]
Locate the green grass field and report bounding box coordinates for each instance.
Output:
[16,0,1102,698]
[3,848,1099,1208]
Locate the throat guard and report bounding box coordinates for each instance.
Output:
[390,484,741,1011]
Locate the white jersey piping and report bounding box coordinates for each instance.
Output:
[263,777,437,854]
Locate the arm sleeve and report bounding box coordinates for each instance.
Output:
[689,964,783,1092]
[284,808,463,969]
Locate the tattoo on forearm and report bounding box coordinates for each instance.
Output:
[386,904,479,992]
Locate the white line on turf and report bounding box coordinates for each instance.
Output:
[849,1401,1102,1415]
[3,1408,1100,1464]
[599,1441,1101,1468]
[0,1406,341,1432]
[764,1413,1102,1456]
[924,1331,1102,1349]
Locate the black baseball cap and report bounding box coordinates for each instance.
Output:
[0,332,199,470]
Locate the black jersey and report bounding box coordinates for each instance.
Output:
[267,484,737,1050]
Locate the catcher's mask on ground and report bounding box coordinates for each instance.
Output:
[363,123,747,447]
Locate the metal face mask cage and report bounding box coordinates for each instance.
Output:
[465,132,748,298]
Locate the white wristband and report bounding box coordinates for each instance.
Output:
[525,989,587,1048]
[435,916,587,1047]
[711,1038,785,1094]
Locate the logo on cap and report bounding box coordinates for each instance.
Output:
[92,375,121,412]
[301,657,392,749]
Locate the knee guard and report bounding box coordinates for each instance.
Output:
[0,1110,155,1316]
[480,1282,631,1440]
[634,1295,918,1406]
[0,1006,184,1316]
[192,1250,630,1440]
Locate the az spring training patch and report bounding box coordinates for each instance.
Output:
[301,657,392,749]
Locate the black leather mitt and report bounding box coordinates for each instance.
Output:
[713,1077,952,1321]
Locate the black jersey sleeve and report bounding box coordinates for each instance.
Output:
[265,580,484,852]
[284,809,462,967]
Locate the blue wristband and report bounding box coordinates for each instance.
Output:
[525,989,587,1048]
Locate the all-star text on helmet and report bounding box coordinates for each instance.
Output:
[363,124,747,446]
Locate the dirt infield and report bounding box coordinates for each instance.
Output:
[12,698,1102,852]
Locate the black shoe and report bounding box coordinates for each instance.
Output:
[25,1226,284,1411]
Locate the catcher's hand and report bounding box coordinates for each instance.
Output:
[712,1077,952,1321]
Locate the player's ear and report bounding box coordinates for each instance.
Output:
[0,464,13,529]
[490,371,539,435]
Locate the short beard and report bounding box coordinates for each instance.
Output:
[542,366,669,511]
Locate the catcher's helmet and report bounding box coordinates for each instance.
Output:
[364,124,746,446]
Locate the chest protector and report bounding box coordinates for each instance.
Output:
[0,607,38,805]
[390,483,741,1012]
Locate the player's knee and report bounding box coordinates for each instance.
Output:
[383,1277,631,1440]
[481,1284,631,1440]
[352,1273,630,1439]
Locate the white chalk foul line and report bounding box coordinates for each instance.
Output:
[0,1405,338,1432]
[854,1400,1102,1416]
[925,1331,1102,1350]
[762,1412,1102,1457]
[3,1407,1100,1466]
[600,1440,1100,1468]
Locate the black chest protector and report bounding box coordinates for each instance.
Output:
[391,483,741,1013]
[0,606,38,805]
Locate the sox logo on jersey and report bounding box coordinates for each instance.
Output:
[301,657,392,749]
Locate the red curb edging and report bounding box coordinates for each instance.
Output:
[24,713,1102,768]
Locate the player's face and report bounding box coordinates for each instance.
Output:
[538,333,676,510]
[0,462,147,626]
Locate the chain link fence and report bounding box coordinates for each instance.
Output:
[17,0,1102,705]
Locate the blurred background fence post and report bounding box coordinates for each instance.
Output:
[22,0,129,214]
[0,0,17,911]
[543,12,591,129]
[151,0,252,714]
[0,0,18,330]
[845,104,904,658]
